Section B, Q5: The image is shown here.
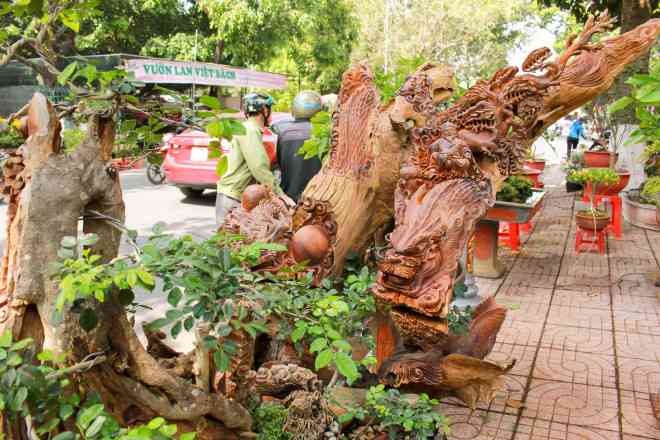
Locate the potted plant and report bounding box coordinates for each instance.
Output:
[524,148,546,172]
[562,150,584,193]
[568,168,620,230]
[608,69,660,231]
[584,98,633,168]
[641,176,660,224]
[496,176,534,204]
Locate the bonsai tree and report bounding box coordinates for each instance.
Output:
[568,168,621,222]
[641,176,660,205]
[496,176,534,204]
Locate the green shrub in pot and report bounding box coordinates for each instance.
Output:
[496,176,534,204]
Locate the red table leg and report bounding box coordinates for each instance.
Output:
[609,195,622,239]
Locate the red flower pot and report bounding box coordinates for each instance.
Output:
[525,159,546,172]
[518,167,543,189]
[584,172,630,196]
[584,151,612,168]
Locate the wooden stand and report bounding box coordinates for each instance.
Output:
[575,226,607,254]
[582,193,623,239]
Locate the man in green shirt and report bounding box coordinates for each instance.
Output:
[216,93,289,225]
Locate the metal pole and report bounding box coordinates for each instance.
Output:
[191,30,198,110]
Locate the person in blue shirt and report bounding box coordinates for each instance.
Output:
[566,117,587,159]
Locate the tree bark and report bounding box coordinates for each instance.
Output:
[607,0,653,124]
[0,94,252,436]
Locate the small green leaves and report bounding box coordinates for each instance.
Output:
[314,349,333,370]
[58,62,79,86]
[216,155,229,177]
[335,352,359,383]
[199,95,221,110]
[309,338,327,353]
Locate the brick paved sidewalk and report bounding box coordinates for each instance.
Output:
[442,183,660,439]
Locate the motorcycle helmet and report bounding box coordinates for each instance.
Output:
[292,90,322,120]
[243,93,274,114]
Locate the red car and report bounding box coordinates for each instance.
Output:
[162,112,291,197]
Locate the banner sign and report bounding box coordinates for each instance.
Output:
[125,59,287,90]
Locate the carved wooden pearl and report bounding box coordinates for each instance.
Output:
[289,225,330,265]
[242,185,269,212]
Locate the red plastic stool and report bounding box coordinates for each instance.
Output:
[575,226,606,254]
[582,193,622,239]
[498,222,520,252]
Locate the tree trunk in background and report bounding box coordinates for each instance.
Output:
[608,0,653,124]
[0,94,251,438]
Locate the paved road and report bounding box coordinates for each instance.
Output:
[0,170,215,351]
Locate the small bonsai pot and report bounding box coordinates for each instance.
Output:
[566,181,583,193]
[518,167,543,189]
[583,151,612,168]
[525,159,546,172]
[575,209,610,231]
[585,171,630,196]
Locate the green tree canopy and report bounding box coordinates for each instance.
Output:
[199,0,358,93]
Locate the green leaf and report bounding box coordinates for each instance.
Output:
[0,330,11,348]
[12,387,28,411]
[180,433,197,440]
[639,88,660,104]
[206,121,224,138]
[52,432,76,440]
[332,339,352,352]
[10,338,32,351]
[314,349,333,370]
[291,325,306,343]
[80,308,98,332]
[167,288,182,307]
[127,270,138,287]
[85,415,106,438]
[199,95,221,110]
[58,62,78,86]
[60,10,80,33]
[184,316,194,332]
[147,318,170,330]
[37,350,54,362]
[59,403,75,421]
[607,96,634,114]
[171,321,182,339]
[136,270,155,287]
[147,417,166,430]
[216,155,228,177]
[213,350,230,372]
[335,352,359,383]
[78,404,105,429]
[7,353,22,367]
[326,328,342,340]
[309,337,327,353]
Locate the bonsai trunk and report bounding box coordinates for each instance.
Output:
[0,94,251,437]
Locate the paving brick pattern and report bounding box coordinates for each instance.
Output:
[442,181,660,440]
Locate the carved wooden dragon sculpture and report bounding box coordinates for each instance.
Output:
[372,12,660,404]
[218,12,659,408]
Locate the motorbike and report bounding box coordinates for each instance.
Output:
[145,143,168,185]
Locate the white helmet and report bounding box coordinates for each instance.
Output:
[292,90,322,119]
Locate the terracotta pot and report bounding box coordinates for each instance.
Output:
[583,151,612,168]
[518,167,543,189]
[584,171,630,196]
[622,191,660,231]
[524,159,546,172]
[575,210,610,231]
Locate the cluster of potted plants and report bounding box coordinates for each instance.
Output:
[608,68,660,230]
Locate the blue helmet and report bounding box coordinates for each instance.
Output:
[244,93,274,114]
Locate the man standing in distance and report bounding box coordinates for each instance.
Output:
[566,116,587,160]
[216,93,289,225]
[272,91,323,202]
